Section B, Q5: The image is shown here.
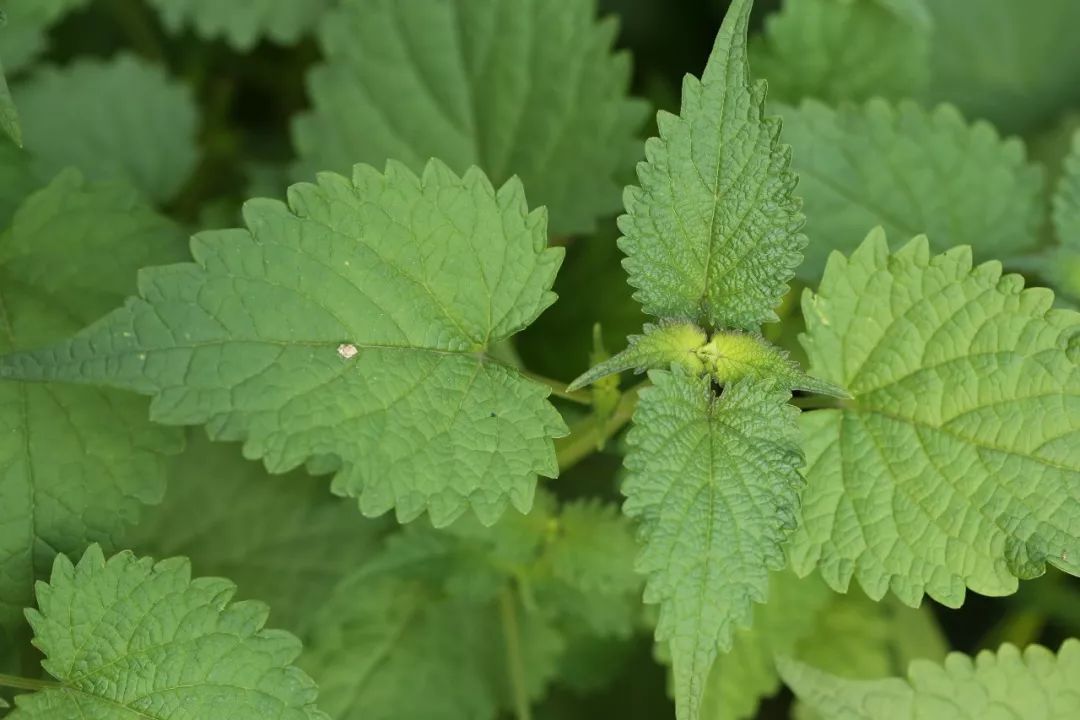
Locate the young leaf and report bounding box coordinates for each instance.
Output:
[928,0,1080,134]
[779,99,1045,280]
[0,170,185,634]
[791,229,1080,607]
[15,55,199,203]
[750,0,932,105]
[126,432,389,639]
[624,368,803,719]
[780,640,1080,720]
[293,0,647,236]
[0,58,20,147]
[0,0,88,73]
[9,545,329,720]
[619,0,804,330]
[147,0,329,50]
[0,160,567,527]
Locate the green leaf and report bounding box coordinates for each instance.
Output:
[302,573,560,720]
[300,494,591,720]
[927,0,1080,135]
[624,368,803,719]
[147,0,329,50]
[293,0,647,236]
[1047,131,1080,301]
[619,0,804,330]
[698,570,833,720]
[0,134,36,226]
[0,58,20,147]
[750,0,932,105]
[0,0,89,73]
[126,431,388,639]
[9,545,329,720]
[779,99,1045,280]
[791,229,1080,607]
[780,640,1080,719]
[0,160,567,527]
[0,170,184,634]
[14,55,199,203]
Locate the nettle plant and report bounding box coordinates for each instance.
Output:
[0,0,1078,718]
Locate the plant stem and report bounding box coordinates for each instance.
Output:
[0,674,61,692]
[498,588,532,720]
[520,370,592,405]
[555,382,643,470]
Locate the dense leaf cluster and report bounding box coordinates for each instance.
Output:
[0,1,1077,719]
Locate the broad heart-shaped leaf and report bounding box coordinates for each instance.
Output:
[624,367,803,720]
[147,0,329,50]
[126,432,389,640]
[14,55,199,203]
[927,0,1080,135]
[9,545,329,720]
[0,160,567,528]
[778,99,1045,281]
[750,0,932,105]
[619,0,804,331]
[0,58,19,147]
[0,170,184,636]
[780,640,1080,720]
[0,0,88,73]
[293,0,647,237]
[791,229,1080,607]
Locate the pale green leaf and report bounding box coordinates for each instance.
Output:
[14,55,199,202]
[750,0,932,104]
[293,0,647,236]
[0,170,184,634]
[780,640,1080,720]
[9,545,329,720]
[779,99,1044,280]
[624,367,803,719]
[620,0,803,330]
[148,0,328,50]
[0,57,19,147]
[698,571,833,720]
[927,0,1080,134]
[0,160,567,527]
[0,0,88,73]
[126,431,388,639]
[791,229,1080,607]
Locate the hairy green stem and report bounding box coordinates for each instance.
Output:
[498,588,532,720]
[555,383,642,470]
[0,673,61,692]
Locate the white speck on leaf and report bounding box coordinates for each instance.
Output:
[337,343,359,360]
